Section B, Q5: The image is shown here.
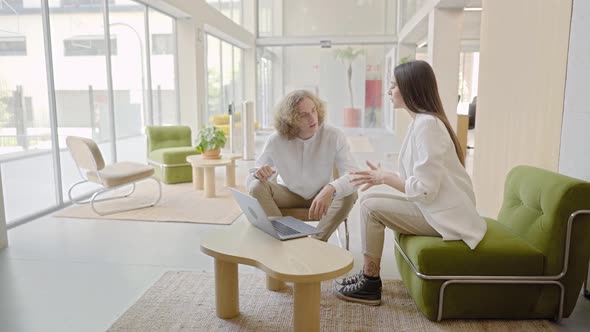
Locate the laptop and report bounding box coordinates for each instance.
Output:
[229,188,322,240]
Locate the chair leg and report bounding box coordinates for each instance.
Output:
[344,218,349,250]
[90,177,162,216]
[585,265,590,300]
[68,180,135,204]
[334,218,350,251]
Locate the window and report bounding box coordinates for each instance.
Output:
[0,36,26,56]
[61,0,109,7]
[64,36,117,56]
[151,33,173,55]
[0,0,23,10]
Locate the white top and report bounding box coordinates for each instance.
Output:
[246,124,359,200]
[398,113,487,249]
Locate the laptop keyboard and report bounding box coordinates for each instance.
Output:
[270,220,300,236]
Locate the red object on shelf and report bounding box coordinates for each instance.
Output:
[365,80,382,108]
[344,108,360,127]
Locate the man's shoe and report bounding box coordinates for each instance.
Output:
[335,269,364,286]
[335,274,382,305]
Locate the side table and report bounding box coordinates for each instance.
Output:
[186,155,231,198]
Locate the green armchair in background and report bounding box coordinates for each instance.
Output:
[146,126,199,184]
[395,165,590,321]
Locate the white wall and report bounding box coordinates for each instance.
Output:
[472,0,572,217]
[558,0,590,182]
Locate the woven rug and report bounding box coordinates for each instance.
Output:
[108,271,557,332]
[54,181,244,225]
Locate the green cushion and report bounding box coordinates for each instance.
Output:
[149,147,199,165]
[397,218,545,277]
[396,165,590,320]
[153,164,193,184]
[146,126,192,153]
[396,249,548,320]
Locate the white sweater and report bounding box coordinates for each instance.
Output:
[246,125,359,200]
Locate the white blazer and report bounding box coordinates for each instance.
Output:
[398,113,487,249]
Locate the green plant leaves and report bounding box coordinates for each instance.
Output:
[194,126,227,153]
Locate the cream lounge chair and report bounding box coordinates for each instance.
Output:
[66,136,162,216]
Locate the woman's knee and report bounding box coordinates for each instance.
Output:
[360,196,382,214]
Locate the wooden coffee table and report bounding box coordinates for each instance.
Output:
[200,221,353,332]
[186,155,231,198]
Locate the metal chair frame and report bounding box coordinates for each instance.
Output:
[394,210,590,322]
[68,140,162,216]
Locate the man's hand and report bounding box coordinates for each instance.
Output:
[254,164,275,182]
[309,184,335,220]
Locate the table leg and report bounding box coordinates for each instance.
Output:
[226,160,236,187]
[585,265,590,300]
[204,167,216,197]
[266,275,286,291]
[214,259,239,318]
[193,167,204,190]
[293,282,320,332]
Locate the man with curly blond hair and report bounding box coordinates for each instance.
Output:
[246,90,359,241]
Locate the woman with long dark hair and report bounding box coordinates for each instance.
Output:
[335,60,487,305]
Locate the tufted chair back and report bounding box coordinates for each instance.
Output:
[497,165,590,311]
[146,126,192,153]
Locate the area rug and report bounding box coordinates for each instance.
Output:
[54,180,244,225]
[108,271,557,332]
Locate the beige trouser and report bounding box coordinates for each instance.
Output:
[360,192,441,258]
[248,179,357,241]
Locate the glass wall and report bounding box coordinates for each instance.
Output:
[207,0,242,26]
[205,33,244,153]
[258,0,397,37]
[149,8,178,126]
[0,0,58,222]
[0,0,180,225]
[399,0,426,29]
[108,0,148,163]
[257,45,389,129]
[206,34,221,118]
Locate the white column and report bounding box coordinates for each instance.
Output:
[0,168,7,249]
[472,0,572,216]
[558,0,590,182]
[427,8,463,132]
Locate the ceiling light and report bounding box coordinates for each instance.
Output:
[464,7,482,11]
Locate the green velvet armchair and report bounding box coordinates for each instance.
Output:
[146,126,199,184]
[395,165,590,321]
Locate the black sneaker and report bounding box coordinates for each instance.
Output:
[335,269,364,286]
[335,274,382,305]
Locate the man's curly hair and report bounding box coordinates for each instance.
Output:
[273,90,326,139]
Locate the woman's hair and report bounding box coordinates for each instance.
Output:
[394,60,465,165]
[274,90,326,139]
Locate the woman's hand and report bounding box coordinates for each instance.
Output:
[350,161,405,192]
[350,161,386,191]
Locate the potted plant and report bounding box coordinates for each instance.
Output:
[334,46,365,127]
[195,126,227,159]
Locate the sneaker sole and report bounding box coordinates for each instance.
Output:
[335,290,381,306]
